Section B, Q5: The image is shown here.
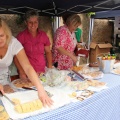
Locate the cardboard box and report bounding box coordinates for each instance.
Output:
[89,42,113,63]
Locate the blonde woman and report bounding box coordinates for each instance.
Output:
[0,18,53,107]
[53,14,81,70]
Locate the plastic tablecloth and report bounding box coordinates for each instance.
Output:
[1,73,120,120]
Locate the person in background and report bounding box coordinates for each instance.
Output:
[74,27,84,54]
[0,18,53,107]
[75,27,83,43]
[53,14,81,70]
[14,10,52,79]
[62,14,83,46]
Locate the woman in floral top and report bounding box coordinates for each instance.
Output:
[53,14,81,70]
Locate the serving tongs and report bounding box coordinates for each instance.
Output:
[0,91,15,105]
[22,87,53,97]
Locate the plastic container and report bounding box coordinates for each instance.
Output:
[99,59,115,73]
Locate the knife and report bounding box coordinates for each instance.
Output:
[0,91,15,105]
[72,70,87,81]
[22,87,53,97]
[22,86,37,91]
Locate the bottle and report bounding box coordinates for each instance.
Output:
[107,54,111,60]
[112,54,116,59]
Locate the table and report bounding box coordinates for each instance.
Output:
[1,73,120,120]
[23,73,120,120]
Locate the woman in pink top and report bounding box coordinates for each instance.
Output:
[53,14,81,70]
[14,10,52,79]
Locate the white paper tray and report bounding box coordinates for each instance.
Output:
[1,88,71,120]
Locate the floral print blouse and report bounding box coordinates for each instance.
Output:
[53,25,77,70]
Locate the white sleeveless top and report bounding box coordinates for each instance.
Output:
[0,36,23,85]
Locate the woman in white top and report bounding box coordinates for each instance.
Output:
[0,18,53,107]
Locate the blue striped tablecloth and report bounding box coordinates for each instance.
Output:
[1,73,120,120]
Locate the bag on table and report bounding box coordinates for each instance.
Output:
[75,42,89,58]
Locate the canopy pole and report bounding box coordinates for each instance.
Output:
[53,17,59,33]
[88,18,94,49]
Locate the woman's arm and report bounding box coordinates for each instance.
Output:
[13,56,27,79]
[57,47,77,63]
[45,46,52,68]
[16,48,53,107]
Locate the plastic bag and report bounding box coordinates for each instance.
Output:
[75,42,89,58]
[44,67,70,87]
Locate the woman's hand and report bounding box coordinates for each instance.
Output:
[71,54,77,64]
[38,89,53,107]
[0,84,4,94]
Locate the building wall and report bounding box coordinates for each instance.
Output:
[92,19,113,43]
[0,14,53,48]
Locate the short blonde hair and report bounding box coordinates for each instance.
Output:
[66,14,81,26]
[0,18,12,45]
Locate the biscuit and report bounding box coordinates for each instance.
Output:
[0,105,4,112]
[14,99,43,113]
[12,98,21,105]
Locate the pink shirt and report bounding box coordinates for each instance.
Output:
[17,29,50,73]
[53,25,77,70]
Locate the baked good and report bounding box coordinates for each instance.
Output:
[13,79,34,88]
[77,96,85,101]
[81,71,103,79]
[14,99,43,113]
[12,98,21,105]
[0,105,4,112]
[87,80,106,87]
[81,90,94,97]
[112,68,120,74]
[15,104,22,113]
[3,84,14,93]
[67,81,89,91]
[76,90,94,101]
[71,65,84,71]
[0,105,9,120]
[72,92,77,97]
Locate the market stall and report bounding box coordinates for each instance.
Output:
[1,60,120,120]
[1,0,120,120]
